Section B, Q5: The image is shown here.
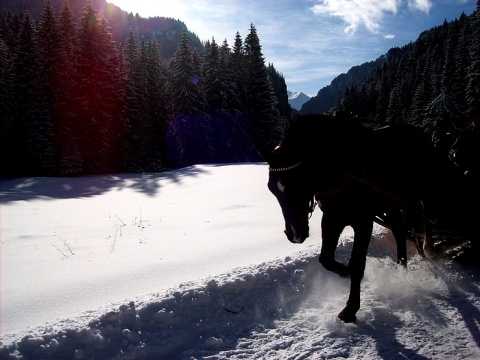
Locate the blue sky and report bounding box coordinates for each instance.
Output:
[108,0,477,97]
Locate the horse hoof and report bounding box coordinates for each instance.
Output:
[415,238,426,257]
[319,258,350,278]
[338,309,357,323]
[424,246,437,259]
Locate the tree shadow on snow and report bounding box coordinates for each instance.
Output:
[0,165,211,202]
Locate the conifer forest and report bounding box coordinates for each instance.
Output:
[0,0,479,178]
[336,9,480,131]
[0,0,289,177]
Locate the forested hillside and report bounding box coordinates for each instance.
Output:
[300,56,386,115]
[0,0,290,176]
[0,0,204,58]
[336,6,479,139]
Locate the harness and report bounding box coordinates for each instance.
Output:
[269,162,318,218]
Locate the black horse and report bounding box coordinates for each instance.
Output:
[266,114,462,323]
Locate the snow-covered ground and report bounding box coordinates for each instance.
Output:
[1,163,479,359]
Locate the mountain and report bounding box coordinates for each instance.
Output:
[0,0,203,58]
[287,91,310,111]
[299,56,387,115]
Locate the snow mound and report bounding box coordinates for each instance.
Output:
[1,248,321,359]
[3,239,480,360]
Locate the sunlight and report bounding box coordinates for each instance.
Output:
[107,0,190,20]
[107,0,220,41]
[107,0,247,45]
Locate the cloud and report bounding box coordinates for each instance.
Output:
[310,0,401,34]
[310,0,432,35]
[408,0,433,12]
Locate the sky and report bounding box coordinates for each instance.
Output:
[107,0,477,97]
[1,164,480,358]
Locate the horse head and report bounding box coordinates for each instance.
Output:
[266,123,314,244]
[265,114,360,244]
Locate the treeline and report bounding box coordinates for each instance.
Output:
[0,0,290,177]
[335,3,480,143]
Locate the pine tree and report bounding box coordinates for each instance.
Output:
[441,22,457,97]
[203,37,223,112]
[411,80,429,125]
[0,38,14,176]
[466,0,480,116]
[230,31,247,112]
[58,0,77,59]
[386,82,402,124]
[267,63,291,120]
[452,13,470,112]
[244,23,284,150]
[75,0,124,174]
[38,0,60,95]
[55,0,83,175]
[219,38,239,113]
[13,11,55,176]
[170,30,205,116]
[123,29,137,82]
[143,35,169,170]
[37,0,62,175]
[123,29,142,171]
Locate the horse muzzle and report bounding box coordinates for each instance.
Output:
[284,228,309,244]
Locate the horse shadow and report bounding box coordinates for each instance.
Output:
[358,308,431,360]
[354,233,480,358]
[433,262,480,348]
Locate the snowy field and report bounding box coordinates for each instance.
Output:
[1,163,479,359]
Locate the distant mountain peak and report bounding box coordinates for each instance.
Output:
[287,91,310,111]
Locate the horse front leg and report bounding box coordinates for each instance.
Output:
[319,211,349,278]
[388,209,408,267]
[421,200,436,258]
[338,219,373,323]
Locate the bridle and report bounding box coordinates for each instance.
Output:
[268,162,301,172]
[268,161,318,218]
